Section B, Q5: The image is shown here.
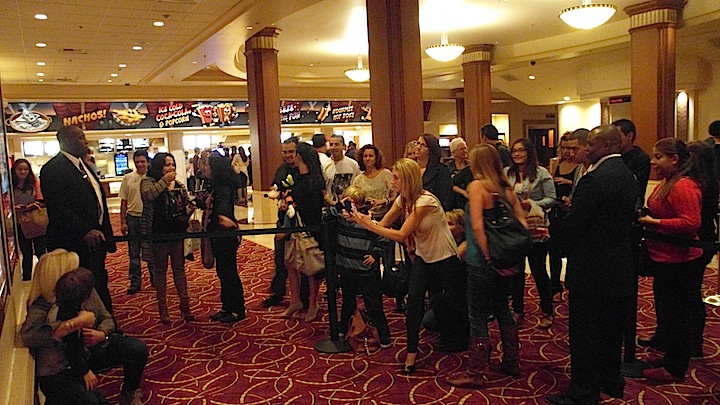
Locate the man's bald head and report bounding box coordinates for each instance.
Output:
[586,125,623,164]
[57,125,89,157]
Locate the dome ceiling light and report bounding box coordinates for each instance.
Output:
[344,55,370,82]
[560,0,616,30]
[425,32,464,62]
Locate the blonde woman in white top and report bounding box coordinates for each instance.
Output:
[353,158,462,375]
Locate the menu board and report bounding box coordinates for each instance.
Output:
[114,153,129,175]
[5,100,371,133]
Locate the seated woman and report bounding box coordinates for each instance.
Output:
[22,249,148,405]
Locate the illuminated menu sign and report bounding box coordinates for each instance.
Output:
[6,100,371,133]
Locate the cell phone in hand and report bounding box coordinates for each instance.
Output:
[344,200,354,212]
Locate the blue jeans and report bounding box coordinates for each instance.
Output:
[467,263,515,338]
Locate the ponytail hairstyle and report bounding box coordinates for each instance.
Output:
[653,137,697,200]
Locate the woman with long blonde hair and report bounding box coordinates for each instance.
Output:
[353,158,461,375]
[447,144,527,389]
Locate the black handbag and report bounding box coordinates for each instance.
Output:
[484,193,532,270]
[382,244,409,298]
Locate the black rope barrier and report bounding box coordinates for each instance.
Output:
[110,225,323,242]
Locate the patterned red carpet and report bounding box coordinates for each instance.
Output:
[96,226,720,404]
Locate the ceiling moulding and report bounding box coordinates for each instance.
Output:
[492,20,629,66]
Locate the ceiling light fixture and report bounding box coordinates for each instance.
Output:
[110,73,118,77]
[132,45,143,51]
[36,42,46,47]
[246,26,253,30]
[108,80,112,83]
[119,63,127,68]
[559,0,616,30]
[153,21,165,27]
[36,62,45,66]
[36,72,45,76]
[38,79,44,82]
[344,55,370,82]
[34,14,48,20]
[425,32,465,62]
[528,75,536,80]
[564,96,571,101]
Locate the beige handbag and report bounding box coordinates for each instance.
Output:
[284,212,325,276]
[19,207,48,239]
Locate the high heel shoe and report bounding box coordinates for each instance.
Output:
[402,363,417,375]
[304,306,319,322]
[281,302,304,318]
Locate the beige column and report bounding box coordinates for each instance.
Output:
[367,0,424,163]
[462,44,494,147]
[245,27,282,224]
[624,0,685,154]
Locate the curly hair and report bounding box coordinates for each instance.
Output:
[358,144,384,171]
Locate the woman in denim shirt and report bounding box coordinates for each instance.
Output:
[505,138,557,328]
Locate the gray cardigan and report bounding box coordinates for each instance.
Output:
[504,166,558,210]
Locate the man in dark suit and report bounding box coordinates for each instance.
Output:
[41,125,116,312]
[547,125,638,405]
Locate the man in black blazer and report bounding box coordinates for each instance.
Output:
[547,125,638,405]
[41,125,116,312]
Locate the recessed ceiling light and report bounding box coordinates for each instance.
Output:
[110,73,119,77]
[153,21,164,27]
[461,79,465,82]
[38,79,44,82]
[246,26,253,30]
[36,72,45,76]
[528,75,536,80]
[192,61,197,64]
[563,96,571,101]
[36,62,45,66]
[310,64,314,67]
[132,45,142,51]
[36,42,47,48]
[558,101,565,105]
[34,14,48,20]
[118,63,127,68]
[108,79,112,83]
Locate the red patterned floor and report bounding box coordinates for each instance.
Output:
[96,219,720,404]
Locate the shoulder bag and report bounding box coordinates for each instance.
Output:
[346,308,380,356]
[484,193,532,271]
[19,206,49,239]
[284,211,325,276]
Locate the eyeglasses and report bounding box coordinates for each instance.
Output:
[511,148,527,153]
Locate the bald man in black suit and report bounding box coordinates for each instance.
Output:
[41,125,116,312]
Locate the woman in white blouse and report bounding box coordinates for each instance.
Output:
[353,158,462,375]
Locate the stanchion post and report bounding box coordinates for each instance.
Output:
[315,217,350,353]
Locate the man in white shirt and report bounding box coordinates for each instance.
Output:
[120,150,153,294]
[324,134,361,205]
[312,133,333,181]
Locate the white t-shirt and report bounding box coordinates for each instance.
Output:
[318,153,333,181]
[324,156,361,203]
[119,171,145,217]
[397,192,457,263]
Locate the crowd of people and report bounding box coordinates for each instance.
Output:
[14,118,720,404]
